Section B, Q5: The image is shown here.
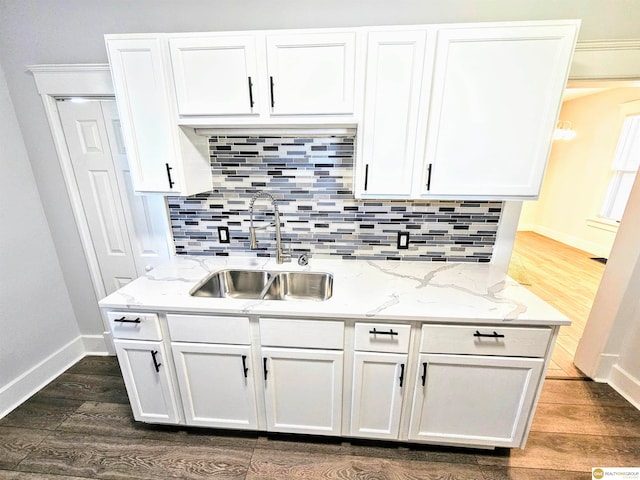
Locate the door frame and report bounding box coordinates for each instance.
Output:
[28,64,174,348]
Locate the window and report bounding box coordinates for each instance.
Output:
[600,115,640,222]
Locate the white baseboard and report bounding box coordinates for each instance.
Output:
[527,224,610,258]
[0,336,85,418]
[82,333,113,355]
[609,364,640,410]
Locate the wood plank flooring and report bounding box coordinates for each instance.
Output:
[508,231,606,378]
[1,356,639,479]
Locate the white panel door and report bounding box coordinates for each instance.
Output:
[101,101,171,275]
[350,351,407,439]
[409,354,544,448]
[262,347,343,435]
[58,100,137,294]
[171,343,258,429]
[169,36,260,116]
[266,33,356,115]
[419,23,577,197]
[58,100,171,295]
[114,339,180,424]
[358,30,427,197]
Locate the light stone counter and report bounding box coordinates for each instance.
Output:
[99,255,569,326]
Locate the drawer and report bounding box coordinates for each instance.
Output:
[167,314,250,344]
[260,318,344,349]
[354,323,411,353]
[420,324,552,358]
[107,311,161,341]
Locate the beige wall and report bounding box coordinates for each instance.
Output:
[519,87,640,257]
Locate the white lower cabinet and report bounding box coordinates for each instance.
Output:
[113,339,180,424]
[262,347,343,436]
[350,351,407,439]
[171,343,258,429]
[409,354,544,448]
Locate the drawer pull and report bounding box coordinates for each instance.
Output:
[241,355,249,378]
[114,316,141,324]
[473,330,505,339]
[399,363,405,388]
[150,350,161,373]
[263,358,269,381]
[421,362,427,386]
[369,328,398,336]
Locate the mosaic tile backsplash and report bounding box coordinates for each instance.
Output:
[168,136,502,262]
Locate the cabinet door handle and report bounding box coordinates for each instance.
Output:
[473,330,505,339]
[421,362,427,386]
[247,77,254,108]
[241,355,249,378]
[426,163,433,191]
[399,363,405,388]
[364,164,369,191]
[114,316,140,324]
[369,328,398,336]
[165,163,175,189]
[263,357,269,381]
[269,76,275,108]
[150,350,161,373]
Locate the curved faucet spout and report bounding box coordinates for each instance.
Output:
[248,191,289,264]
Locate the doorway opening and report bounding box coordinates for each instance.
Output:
[508,82,640,379]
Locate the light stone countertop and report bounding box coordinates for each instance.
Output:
[98,255,570,326]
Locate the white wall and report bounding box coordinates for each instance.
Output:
[519,87,640,258]
[0,62,83,416]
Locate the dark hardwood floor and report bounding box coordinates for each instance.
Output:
[1,356,639,479]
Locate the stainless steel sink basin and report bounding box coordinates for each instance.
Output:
[190,269,333,301]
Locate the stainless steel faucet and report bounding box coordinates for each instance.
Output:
[249,191,289,264]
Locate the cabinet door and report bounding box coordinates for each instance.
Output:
[409,354,544,448]
[169,36,260,116]
[358,31,427,197]
[350,352,407,439]
[266,33,356,115]
[171,343,258,429]
[114,339,180,424]
[262,347,343,436]
[419,23,577,197]
[106,38,180,193]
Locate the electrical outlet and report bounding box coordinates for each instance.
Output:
[218,226,230,244]
[397,231,409,250]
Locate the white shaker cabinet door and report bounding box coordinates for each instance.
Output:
[350,352,407,439]
[171,343,258,430]
[114,339,180,424]
[357,30,428,198]
[409,354,544,448]
[262,348,343,436]
[418,23,578,198]
[169,36,260,116]
[266,32,356,115]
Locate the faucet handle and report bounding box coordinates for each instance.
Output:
[297,254,309,266]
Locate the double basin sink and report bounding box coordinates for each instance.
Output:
[190,269,333,302]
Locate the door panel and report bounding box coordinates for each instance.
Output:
[58,100,137,294]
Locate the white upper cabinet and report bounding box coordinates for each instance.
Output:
[357,30,428,197]
[169,36,260,116]
[265,32,357,115]
[106,37,211,195]
[416,22,578,198]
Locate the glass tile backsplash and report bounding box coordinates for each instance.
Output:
[168,136,502,262]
